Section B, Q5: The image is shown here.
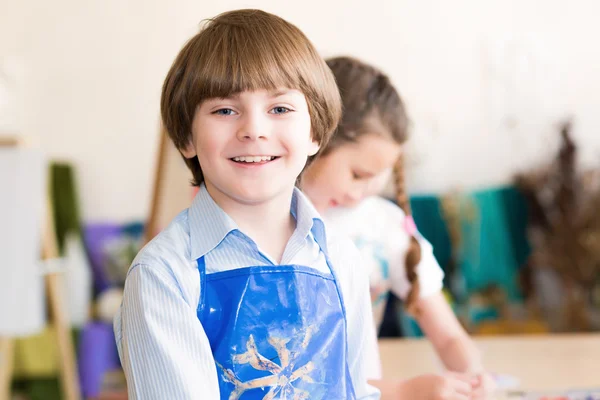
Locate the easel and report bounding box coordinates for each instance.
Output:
[144,127,194,244]
[0,136,80,400]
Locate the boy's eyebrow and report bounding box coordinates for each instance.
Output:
[214,93,240,101]
[208,90,295,101]
[269,89,295,98]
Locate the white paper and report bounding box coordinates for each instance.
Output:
[0,145,46,336]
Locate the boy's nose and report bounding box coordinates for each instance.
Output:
[237,113,269,141]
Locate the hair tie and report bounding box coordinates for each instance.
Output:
[403,216,417,236]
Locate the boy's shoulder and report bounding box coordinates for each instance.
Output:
[130,209,194,273]
[124,209,203,308]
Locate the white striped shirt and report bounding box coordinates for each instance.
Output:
[114,184,381,399]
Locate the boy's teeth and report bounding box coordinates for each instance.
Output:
[233,156,274,162]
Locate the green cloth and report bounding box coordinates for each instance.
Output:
[12,378,60,400]
[50,163,82,255]
[12,329,80,400]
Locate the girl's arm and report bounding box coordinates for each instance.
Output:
[414,292,483,373]
[416,293,497,398]
[366,293,489,399]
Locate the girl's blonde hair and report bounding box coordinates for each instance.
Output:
[326,56,422,312]
[161,9,341,186]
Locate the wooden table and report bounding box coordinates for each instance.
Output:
[379,334,600,391]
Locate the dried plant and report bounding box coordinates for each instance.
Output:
[515,121,600,330]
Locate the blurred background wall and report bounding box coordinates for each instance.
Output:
[3,0,600,222]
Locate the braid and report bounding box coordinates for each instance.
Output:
[394,153,422,314]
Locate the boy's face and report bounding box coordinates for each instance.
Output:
[301,134,401,213]
[183,89,319,206]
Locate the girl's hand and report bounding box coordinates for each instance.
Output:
[470,372,496,400]
[446,371,497,400]
[396,373,473,400]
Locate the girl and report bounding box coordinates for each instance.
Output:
[302,56,495,400]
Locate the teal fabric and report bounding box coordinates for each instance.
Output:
[499,187,531,269]
[405,186,530,301]
[456,186,529,301]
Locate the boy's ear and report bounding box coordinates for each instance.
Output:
[181,140,197,158]
[308,138,320,157]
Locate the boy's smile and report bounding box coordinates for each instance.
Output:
[230,155,281,168]
[231,155,278,163]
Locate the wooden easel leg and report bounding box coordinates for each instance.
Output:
[42,195,81,400]
[0,337,14,400]
[46,273,81,400]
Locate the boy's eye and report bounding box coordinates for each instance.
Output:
[352,172,363,180]
[213,108,236,116]
[270,106,291,114]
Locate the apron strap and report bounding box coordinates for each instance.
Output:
[196,257,207,316]
[321,252,351,356]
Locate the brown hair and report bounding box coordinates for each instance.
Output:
[161,9,341,186]
[326,56,422,312]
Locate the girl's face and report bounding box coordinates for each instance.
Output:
[302,133,402,213]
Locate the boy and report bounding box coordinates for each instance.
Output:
[115,9,380,400]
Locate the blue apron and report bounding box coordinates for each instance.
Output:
[196,250,356,400]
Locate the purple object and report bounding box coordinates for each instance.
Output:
[83,224,122,293]
[78,322,121,397]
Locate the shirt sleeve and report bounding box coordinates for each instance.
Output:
[329,237,382,399]
[114,263,220,400]
[377,203,444,301]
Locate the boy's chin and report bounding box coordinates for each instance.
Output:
[206,177,298,207]
[229,185,294,205]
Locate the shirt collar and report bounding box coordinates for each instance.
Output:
[291,187,329,256]
[188,184,328,260]
[189,184,239,261]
